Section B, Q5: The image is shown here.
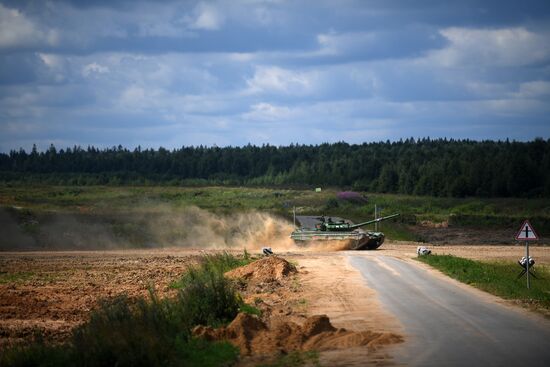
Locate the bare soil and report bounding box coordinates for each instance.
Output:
[0,248,405,366]
[0,249,202,347]
[2,243,548,364]
[225,255,298,284]
[195,312,402,361]
[219,255,402,366]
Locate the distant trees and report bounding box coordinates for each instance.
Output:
[1,138,549,198]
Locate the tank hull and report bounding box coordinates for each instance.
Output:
[290,229,385,250]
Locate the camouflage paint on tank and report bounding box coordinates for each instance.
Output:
[290,213,399,250]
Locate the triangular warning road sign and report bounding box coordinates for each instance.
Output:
[515,220,539,241]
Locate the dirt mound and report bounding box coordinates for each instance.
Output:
[301,314,336,337]
[225,256,297,284]
[192,313,403,356]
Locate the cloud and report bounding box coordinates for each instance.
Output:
[1,1,549,152]
[243,102,293,121]
[137,22,185,38]
[429,27,550,67]
[246,66,315,95]
[189,2,224,30]
[316,31,375,56]
[516,81,550,98]
[0,4,59,49]
[314,27,445,61]
[82,62,110,77]
[38,53,64,69]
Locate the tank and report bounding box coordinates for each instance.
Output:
[290,213,400,250]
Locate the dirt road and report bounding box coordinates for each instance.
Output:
[348,254,550,367]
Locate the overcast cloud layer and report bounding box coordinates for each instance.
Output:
[1,0,549,152]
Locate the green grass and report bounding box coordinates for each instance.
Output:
[258,351,320,367]
[417,255,550,311]
[0,272,57,284]
[0,252,252,367]
[238,302,262,317]
[4,185,549,219]
[0,271,35,284]
[169,251,261,317]
[169,251,254,289]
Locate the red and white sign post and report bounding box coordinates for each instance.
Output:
[515,220,539,289]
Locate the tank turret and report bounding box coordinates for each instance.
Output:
[317,213,400,232]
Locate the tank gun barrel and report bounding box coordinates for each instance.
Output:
[349,213,400,230]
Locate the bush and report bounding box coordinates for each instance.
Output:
[174,264,241,327]
[170,251,252,289]
[336,191,368,204]
[324,197,339,210]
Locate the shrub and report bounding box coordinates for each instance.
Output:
[336,191,368,204]
[174,264,241,327]
[324,197,339,210]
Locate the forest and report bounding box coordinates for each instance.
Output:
[1,138,549,198]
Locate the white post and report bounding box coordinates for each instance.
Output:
[375,204,378,232]
[526,240,530,289]
[293,206,296,228]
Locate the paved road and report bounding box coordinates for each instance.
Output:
[348,255,550,367]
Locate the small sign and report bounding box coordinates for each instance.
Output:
[515,220,539,241]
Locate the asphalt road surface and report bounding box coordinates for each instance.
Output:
[348,255,550,367]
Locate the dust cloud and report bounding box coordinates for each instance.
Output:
[145,206,297,250]
[0,206,300,251]
[296,239,352,252]
[0,208,36,250]
[1,204,357,251]
[40,214,129,250]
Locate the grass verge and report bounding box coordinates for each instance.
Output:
[0,252,255,367]
[416,254,550,312]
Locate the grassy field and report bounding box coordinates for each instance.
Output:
[1,185,550,248]
[417,255,550,314]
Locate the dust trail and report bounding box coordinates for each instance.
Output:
[40,213,129,250]
[0,208,36,250]
[1,204,353,251]
[145,206,297,250]
[295,239,352,252]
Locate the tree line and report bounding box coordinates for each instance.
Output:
[1,138,549,198]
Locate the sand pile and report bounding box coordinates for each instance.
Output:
[193,313,402,356]
[225,256,297,284]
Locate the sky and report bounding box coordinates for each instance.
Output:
[1,0,549,152]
